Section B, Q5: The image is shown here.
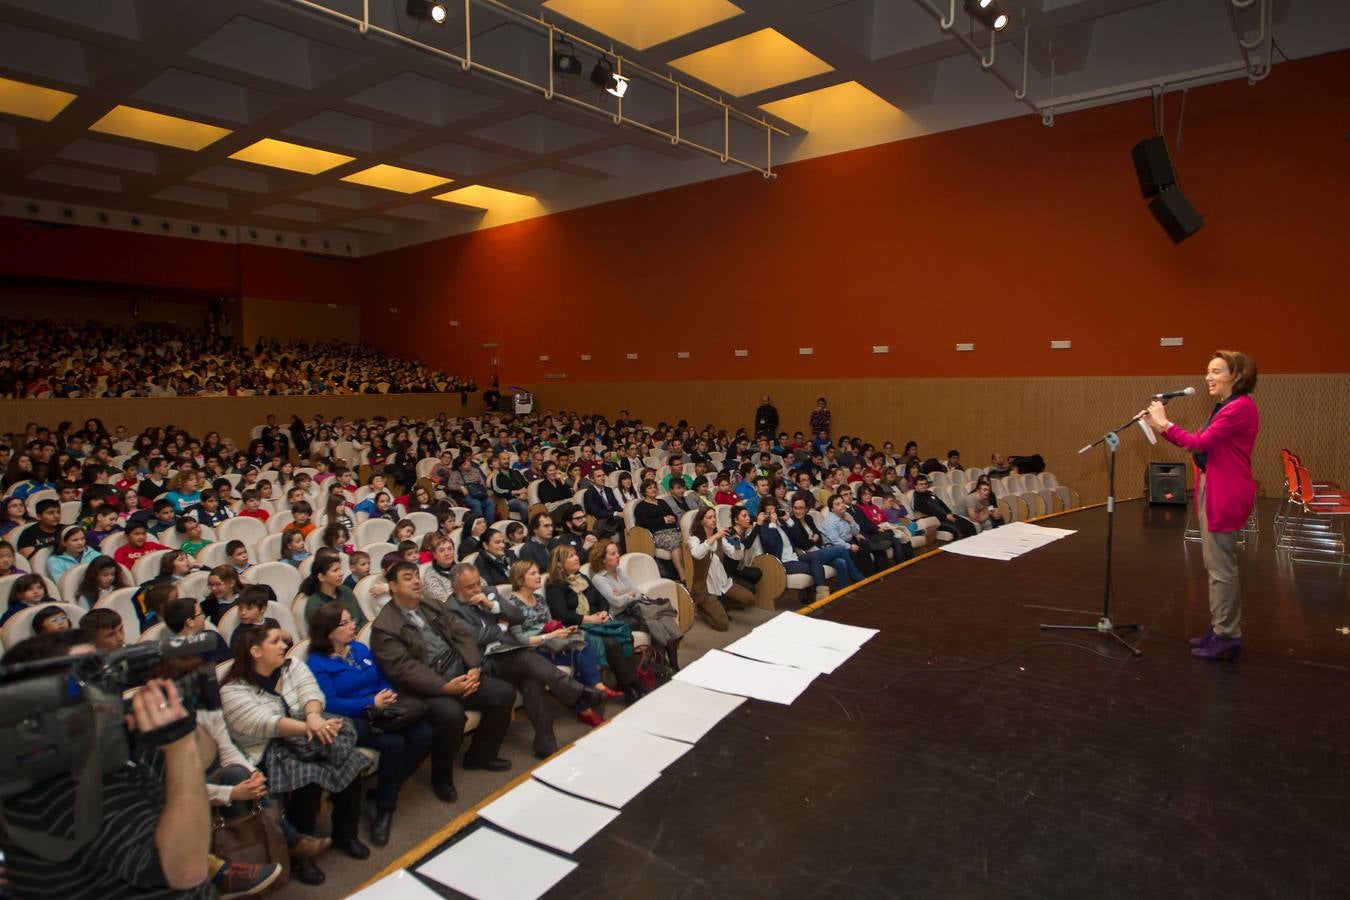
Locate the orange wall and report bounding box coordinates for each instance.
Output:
[0,217,364,306]
[360,50,1350,382]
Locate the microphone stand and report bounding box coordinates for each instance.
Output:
[1039,409,1146,656]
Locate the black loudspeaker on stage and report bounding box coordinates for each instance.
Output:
[1131,137,1204,243]
[1147,462,1188,506]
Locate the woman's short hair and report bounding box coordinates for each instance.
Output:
[508,559,538,590]
[1211,349,1258,395]
[587,539,616,571]
[308,601,346,655]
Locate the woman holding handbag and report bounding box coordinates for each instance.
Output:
[588,539,682,672]
[221,624,370,886]
[545,544,644,704]
[503,559,619,727]
[307,602,434,847]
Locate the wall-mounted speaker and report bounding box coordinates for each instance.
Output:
[1131,136,1176,198]
[1147,462,1188,506]
[1148,187,1204,244]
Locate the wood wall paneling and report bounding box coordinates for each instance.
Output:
[239,297,361,345]
[510,374,1350,505]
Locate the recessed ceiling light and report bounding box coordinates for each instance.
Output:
[432,184,539,212]
[89,105,232,151]
[341,163,452,193]
[542,0,743,51]
[229,138,354,174]
[0,75,77,122]
[669,28,833,97]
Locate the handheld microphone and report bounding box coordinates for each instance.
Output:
[1152,387,1195,402]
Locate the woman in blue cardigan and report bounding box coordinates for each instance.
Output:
[307,602,433,847]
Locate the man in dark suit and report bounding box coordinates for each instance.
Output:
[442,563,604,758]
[912,475,977,540]
[582,467,625,548]
[370,562,515,803]
[754,395,780,438]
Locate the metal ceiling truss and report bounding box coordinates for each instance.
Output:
[919,0,1278,128]
[282,0,788,179]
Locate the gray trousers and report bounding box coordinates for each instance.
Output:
[1198,489,1242,637]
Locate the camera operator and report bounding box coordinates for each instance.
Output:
[0,631,212,898]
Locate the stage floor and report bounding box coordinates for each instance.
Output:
[403,499,1350,899]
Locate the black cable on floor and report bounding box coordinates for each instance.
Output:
[819,639,1142,695]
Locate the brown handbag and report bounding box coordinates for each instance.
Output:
[211,802,291,887]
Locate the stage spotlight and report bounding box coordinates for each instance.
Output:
[406,0,448,24]
[553,40,582,76]
[964,0,1009,31]
[590,57,630,98]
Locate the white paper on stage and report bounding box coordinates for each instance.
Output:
[531,744,661,809]
[347,868,443,900]
[940,520,1077,561]
[575,720,693,772]
[609,679,746,743]
[477,778,618,855]
[417,826,576,900]
[753,610,879,652]
[723,628,858,674]
[673,648,817,705]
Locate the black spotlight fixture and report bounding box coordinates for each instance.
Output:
[589,56,629,98]
[553,39,582,76]
[406,0,448,25]
[964,0,1009,31]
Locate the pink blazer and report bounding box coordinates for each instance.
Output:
[1162,394,1259,532]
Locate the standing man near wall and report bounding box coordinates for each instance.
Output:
[754,396,779,438]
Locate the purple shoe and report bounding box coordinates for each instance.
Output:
[1188,628,1215,648]
[1191,634,1242,661]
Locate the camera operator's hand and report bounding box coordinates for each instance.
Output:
[131,678,192,746]
[230,771,268,802]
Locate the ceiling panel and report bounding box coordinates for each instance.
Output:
[470,111,601,154]
[348,70,499,127]
[56,138,160,174]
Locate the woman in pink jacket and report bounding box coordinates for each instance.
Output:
[1147,350,1259,661]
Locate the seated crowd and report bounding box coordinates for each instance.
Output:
[0,317,474,398]
[0,403,1054,897]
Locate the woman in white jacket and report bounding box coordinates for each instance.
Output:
[220,623,369,886]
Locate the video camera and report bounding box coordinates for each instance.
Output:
[0,631,221,861]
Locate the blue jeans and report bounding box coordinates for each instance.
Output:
[812,545,863,586]
[502,497,529,519]
[463,494,496,524]
[351,716,434,813]
[540,645,602,693]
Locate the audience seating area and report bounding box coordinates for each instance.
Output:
[0,316,471,398]
[0,401,1091,894]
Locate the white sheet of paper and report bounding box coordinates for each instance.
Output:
[417,827,576,900]
[754,610,879,652]
[575,720,693,771]
[940,521,1077,560]
[673,648,817,705]
[724,629,858,674]
[348,869,444,900]
[531,744,662,809]
[609,679,746,743]
[477,778,618,855]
